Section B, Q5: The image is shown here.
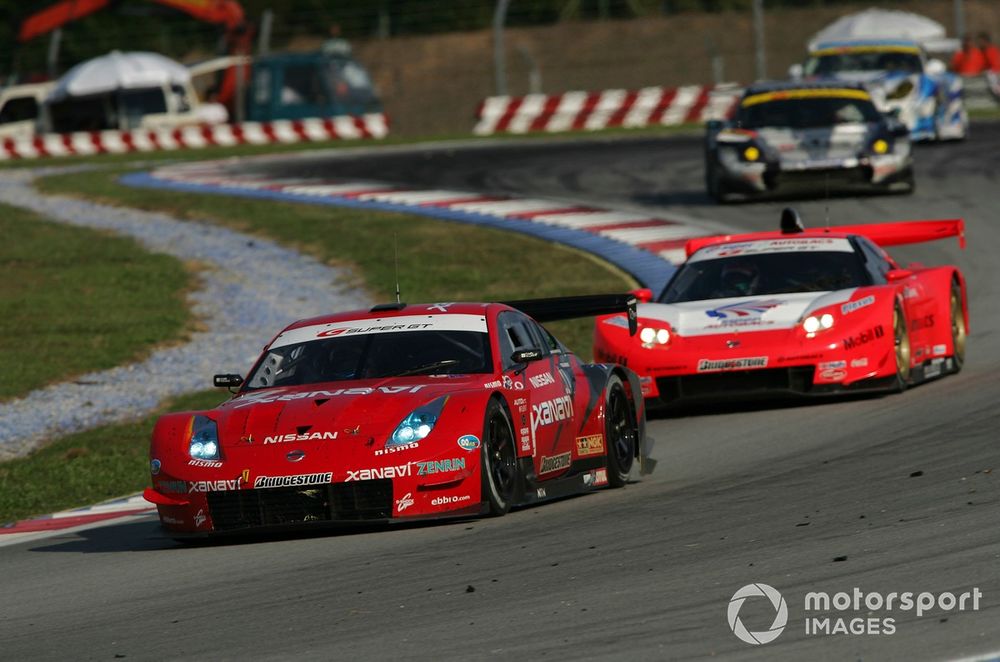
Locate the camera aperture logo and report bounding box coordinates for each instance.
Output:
[728,583,788,645]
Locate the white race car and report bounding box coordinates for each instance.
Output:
[705,81,913,202]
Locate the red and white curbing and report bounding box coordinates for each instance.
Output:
[0,494,154,546]
[155,162,710,265]
[474,84,742,136]
[0,113,389,161]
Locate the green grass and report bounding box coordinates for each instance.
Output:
[0,390,223,524]
[968,107,1000,119]
[37,167,635,354]
[0,204,192,401]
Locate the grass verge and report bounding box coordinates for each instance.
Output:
[37,167,635,354]
[0,203,192,401]
[0,390,223,524]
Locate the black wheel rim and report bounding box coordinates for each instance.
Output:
[608,387,636,472]
[487,413,517,498]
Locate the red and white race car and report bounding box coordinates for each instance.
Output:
[144,295,652,537]
[593,209,968,405]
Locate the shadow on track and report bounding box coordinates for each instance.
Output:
[647,390,891,420]
[634,187,907,208]
[25,513,497,554]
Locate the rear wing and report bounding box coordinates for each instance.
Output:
[685,218,965,257]
[502,293,638,336]
[822,219,965,249]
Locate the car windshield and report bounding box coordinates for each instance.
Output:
[658,251,871,303]
[735,96,881,129]
[805,50,923,76]
[245,330,492,390]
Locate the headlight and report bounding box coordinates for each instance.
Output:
[188,415,220,460]
[639,326,671,347]
[743,146,761,162]
[390,396,448,446]
[872,138,889,154]
[802,313,835,334]
[886,80,914,100]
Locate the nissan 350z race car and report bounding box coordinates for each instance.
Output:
[593,210,968,406]
[144,295,651,537]
[705,81,913,202]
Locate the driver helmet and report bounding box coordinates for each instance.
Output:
[720,261,759,296]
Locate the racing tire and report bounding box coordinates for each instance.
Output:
[604,375,638,488]
[891,301,912,393]
[706,160,728,204]
[949,280,967,374]
[481,398,518,516]
[884,170,915,196]
[899,171,916,195]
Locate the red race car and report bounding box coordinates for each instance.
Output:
[144,295,652,537]
[593,209,968,405]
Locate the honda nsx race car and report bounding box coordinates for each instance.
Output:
[593,209,968,406]
[802,39,968,142]
[144,295,651,537]
[705,81,914,202]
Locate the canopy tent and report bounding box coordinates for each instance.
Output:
[48,51,192,102]
[808,8,959,54]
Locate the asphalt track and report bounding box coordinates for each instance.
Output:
[3,126,1000,661]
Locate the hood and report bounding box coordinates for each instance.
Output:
[640,290,856,336]
[822,71,888,85]
[819,70,914,86]
[758,124,872,163]
[213,375,483,447]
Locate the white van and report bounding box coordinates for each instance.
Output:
[0,82,53,139]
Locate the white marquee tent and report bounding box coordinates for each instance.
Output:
[808,8,959,53]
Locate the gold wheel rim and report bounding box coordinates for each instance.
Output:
[951,292,967,360]
[895,307,911,380]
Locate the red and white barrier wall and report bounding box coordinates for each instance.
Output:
[474,84,742,136]
[0,113,389,161]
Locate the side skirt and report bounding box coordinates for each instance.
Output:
[514,456,609,506]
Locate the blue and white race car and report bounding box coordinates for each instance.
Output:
[801,39,968,141]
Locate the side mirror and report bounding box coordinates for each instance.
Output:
[788,63,804,80]
[706,119,723,135]
[214,374,244,388]
[631,288,654,303]
[511,348,545,364]
[925,58,946,76]
[886,268,913,282]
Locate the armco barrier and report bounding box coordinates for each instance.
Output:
[473,84,742,136]
[0,113,389,161]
